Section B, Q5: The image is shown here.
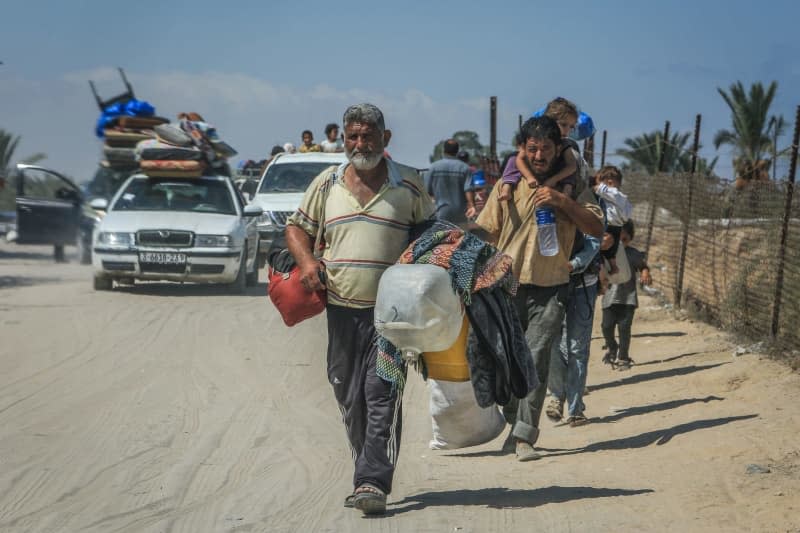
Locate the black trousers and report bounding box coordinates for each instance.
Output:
[326,304,404,495]
[601,304,636,360]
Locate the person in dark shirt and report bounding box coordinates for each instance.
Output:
[600,220,652,370]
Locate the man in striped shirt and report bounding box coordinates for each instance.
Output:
[286,103,434,515]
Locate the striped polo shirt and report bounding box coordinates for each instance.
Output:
[287,159,435,308]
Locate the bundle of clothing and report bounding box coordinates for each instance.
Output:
[133,113,237,178]
[96,98,169,171]
[376,221,538,408]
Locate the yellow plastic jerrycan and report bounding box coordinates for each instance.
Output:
[422,315,470,382]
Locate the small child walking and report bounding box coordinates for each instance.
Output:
[601,220,652,370]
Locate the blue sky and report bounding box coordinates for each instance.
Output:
[3,0,800,183]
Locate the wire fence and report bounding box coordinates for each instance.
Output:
[623,171,800,361]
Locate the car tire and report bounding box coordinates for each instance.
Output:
[93,274,112,291]
[77,235,92,265]
[228,248,247,294]
[246,244,259,287]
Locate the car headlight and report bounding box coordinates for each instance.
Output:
[97,232,135,247]
[256,213,273,226]
[195,234,233,247]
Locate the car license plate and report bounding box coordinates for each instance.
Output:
[139,252,186,264]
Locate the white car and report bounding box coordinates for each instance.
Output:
[250,152,347,267]
[91,174,262,292]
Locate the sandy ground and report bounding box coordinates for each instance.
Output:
[1,241,799,533]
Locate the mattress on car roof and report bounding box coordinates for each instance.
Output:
[102,146,137,162]
[110,115,170,129]
[139,159,206,172]
[103,129,154,147]
[135,139,204,161]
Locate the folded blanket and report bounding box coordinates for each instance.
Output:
[153,124,193,147]
[135,138,204,161]
[104,129,153,147]
[102,146,137,162]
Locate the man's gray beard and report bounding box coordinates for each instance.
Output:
[346,149,383,171]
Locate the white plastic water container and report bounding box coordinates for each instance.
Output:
[374,264,463,359]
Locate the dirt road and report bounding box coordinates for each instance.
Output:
[1,242,798,532]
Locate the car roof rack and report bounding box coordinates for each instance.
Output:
[89,67,136,111]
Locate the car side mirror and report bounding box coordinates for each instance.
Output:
[243,204,263,217]
[89,198,109,211]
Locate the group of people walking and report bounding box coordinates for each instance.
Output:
[285,99,652,515]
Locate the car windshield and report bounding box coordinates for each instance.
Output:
[258,162,336,193]
[112,177,236,215]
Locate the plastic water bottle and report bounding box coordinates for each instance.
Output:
[535,207,559,256]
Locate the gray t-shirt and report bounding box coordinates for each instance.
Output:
[602,246,646,308]
[424,156,473,223]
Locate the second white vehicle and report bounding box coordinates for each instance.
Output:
[91,174,262,293]
[250,152,347,267]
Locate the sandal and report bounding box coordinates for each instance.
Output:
[567,414,588,427]
[354,483,386,515]
[546,397,564,422]
[344,492,356,508]
[602,350,617,366]
[616,358,634,371]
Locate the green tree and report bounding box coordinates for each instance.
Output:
[615,131,690,174]
[615,130,717,177]
[429,130,489,164]
[713,81,782,181]
[1,129,46,174]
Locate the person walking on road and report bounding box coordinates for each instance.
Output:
[601,220,652,370]
[425,139,476,224]
[545,230,602,427]
[474,115,604,461]
[286,103,434,515]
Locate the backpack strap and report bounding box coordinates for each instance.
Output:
[314,168,338,257]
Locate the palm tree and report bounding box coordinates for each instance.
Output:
[1,129,46,173]
[614,130,692,174]
[713,81,782,181]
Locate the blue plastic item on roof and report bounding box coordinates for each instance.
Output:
[530,107,596,141]
[95,98,156,138]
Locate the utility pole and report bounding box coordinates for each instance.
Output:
[490,96,497,158]
[644,120,671,258]
[600,130,608,168]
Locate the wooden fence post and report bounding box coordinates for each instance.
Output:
[675,114,702,307]
[770,105,800,337]
[644,121,671,259]
[600,130,607,168]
